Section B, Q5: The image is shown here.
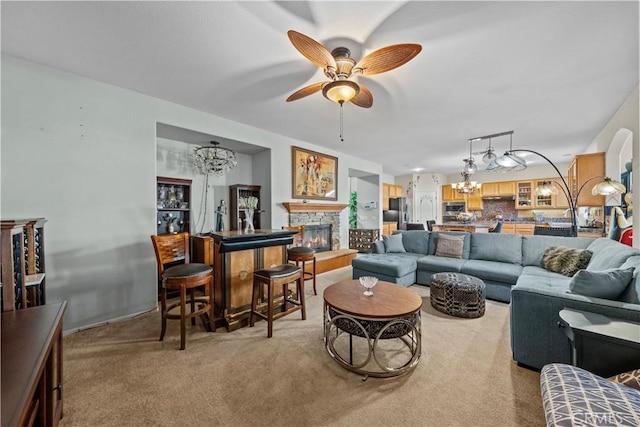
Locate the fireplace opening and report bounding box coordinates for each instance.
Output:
[303,224,332,252]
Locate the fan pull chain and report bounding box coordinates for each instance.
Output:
[339,101,344,142]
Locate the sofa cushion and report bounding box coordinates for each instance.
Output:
[351,253,417,277]
[470,233,522,264]
[429,232,470,258]
[569,268,634,300]
[383,234,405,253]
[435,233,465,258]
[461,260,523,284]
[417,255,467,273]
[522,235,594,267]
[396,230,430,255]
[521,265,570,280]
[541,246,592,276]
[618,255,640,304]
[586,238,640,270]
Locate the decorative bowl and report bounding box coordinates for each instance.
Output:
[456,212,476,223]
[358,276,379,296]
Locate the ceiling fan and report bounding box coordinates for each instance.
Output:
[285,30,422,108]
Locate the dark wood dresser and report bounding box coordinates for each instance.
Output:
[2,301,66,427]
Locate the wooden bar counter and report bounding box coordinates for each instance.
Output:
[191,229,296,331]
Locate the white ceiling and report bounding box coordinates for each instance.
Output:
[2,1,638,176]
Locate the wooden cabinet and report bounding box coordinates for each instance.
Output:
[157,177,191,235]
[442,184,465,202]
[229,184,261,231]
[382,223,398,235]
[516,181,533,209]
[552,177,571,208]
[482,181,516,197]
[349,229,381,253]
[2,301,66,427]
[465,191,483,211]
[499,223,534,235]
[568,152,606,206]
[382,183,404,210]
[1,218,47,312]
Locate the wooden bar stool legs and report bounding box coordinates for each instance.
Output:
[249,264,305,338]
[287,246,317,295]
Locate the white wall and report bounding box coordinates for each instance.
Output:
[1,55,382,331]
[353,175,379,229]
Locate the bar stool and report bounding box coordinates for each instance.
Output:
[151,232,215,350]
[249,264,305,338]
[282,225,318,295]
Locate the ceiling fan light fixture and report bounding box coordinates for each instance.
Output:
[322,80,360,104]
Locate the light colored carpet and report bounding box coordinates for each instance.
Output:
[60,267,544,427]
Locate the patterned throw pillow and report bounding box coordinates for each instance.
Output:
[609,369,640,391]
[541,246,592,276]
[435,234,465,259]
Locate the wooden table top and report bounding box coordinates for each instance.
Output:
[324,279,422,319]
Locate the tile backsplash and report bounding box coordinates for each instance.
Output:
[478,199,517,219]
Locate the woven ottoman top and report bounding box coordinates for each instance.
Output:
[431,272,485,290]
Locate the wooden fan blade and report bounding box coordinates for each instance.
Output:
[353,44,422,76]
[286,82,325,102]
[350,84,373,108]
[288,30,337,70]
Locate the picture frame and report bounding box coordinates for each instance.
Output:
[291,146,338,200]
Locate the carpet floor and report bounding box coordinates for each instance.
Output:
[60,266,544,427]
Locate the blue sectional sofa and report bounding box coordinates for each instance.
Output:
[351,230,640,370]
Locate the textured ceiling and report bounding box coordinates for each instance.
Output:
[2,1,638,176]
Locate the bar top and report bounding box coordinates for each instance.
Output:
[204,229,297,242]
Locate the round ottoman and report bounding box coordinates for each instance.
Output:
[430,272,485,318]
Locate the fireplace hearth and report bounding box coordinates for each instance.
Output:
[303,224,331,252]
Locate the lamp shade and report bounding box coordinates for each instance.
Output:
[322,80,360,104]
[591,177,626,195]
[534,181,558,196]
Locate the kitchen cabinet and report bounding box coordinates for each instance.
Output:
[442,184,465,202]
[465,191,483,211]
[515,179,570,209]
[568,152,605,207]
[482,181,515,197]
[382,222,398,235]
[499,223,534,235]
[382,183,404,210]
[516,181,533,209]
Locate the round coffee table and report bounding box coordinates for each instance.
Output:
[323,279,422,379]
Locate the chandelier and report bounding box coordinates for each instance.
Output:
[193,141,238,176]
[451,172,482,194]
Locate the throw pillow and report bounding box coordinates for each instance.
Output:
[541,246,592,276]
[383,234,406,253]
[569,268,634,300]
[609,368,640,391]
[435,234,465,259]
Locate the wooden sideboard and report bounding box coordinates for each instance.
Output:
[2,302,66,427]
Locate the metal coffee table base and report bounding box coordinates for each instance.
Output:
[323,304,421,380]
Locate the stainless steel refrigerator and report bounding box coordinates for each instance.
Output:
[383,197,408,230]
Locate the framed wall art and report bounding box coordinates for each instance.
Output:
[291,146,338,200]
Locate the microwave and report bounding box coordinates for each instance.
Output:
[443,202,466,215]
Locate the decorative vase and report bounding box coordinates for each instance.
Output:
[167,222,174,234]
[625,160,632,172]
[244,209,255,232]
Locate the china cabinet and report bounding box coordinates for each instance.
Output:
[229,184,261,231]
[157,177,191,235]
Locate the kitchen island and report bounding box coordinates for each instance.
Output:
[433,223,490,233]
[191,229,297,331]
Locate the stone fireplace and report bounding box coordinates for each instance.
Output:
[282,202,348,251]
